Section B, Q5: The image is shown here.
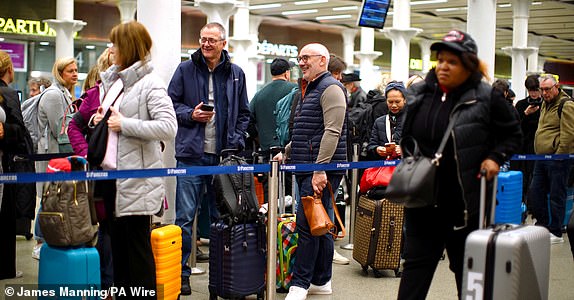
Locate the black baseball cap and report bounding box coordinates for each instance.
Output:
[431,30,478,55]
[270,58,296,75]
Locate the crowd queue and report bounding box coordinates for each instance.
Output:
[0,21,573,300]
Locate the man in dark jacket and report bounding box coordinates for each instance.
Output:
[512,74,542,208]
[341,72,367,109]
[168,22,250,296]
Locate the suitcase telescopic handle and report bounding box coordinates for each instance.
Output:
[479,169,498,229]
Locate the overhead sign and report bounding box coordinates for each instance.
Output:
[0,17,56,37]
[257,40,298,58]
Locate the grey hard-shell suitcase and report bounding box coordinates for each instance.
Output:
[462,171,550,300]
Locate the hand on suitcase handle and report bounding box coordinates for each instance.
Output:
[479,159,499,181]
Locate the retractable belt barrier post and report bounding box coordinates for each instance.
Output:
[267,160,279,300]
[342,144,360,250]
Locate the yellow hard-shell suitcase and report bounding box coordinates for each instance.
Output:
[151,224,182,300]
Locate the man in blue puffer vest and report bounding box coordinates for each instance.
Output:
[275,43,347,300]
[168,22,250,296]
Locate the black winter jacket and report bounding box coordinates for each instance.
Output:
[402,70,522,227]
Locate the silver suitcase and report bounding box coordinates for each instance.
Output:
[462,172,550,300]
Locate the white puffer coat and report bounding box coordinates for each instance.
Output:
[100,59,177,217]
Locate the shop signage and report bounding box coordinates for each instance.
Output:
[0,17,56,37]
[257,40,298,58]
[0,41,27,71]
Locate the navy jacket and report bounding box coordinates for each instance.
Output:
[291,72,347,174]
[168,49,250,160]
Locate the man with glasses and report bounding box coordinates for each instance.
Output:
[529,74,574,244]
[275,43,347,300]
[168,22,250,296]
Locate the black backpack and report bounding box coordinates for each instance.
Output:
[213,154,260,224]
[347,101,374,158]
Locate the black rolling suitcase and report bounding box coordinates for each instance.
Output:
[208,220,266,300]
[210,149,266,299]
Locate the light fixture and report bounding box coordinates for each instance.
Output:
[411,0,447,5]
[498,3,511,8]
[249,3,281,10]
[294,0,328,5]
[85,45,96,50]
[532,2,542,5]
[0,37,4,42]
[316,14,352,21]
[333,6,358,11]
[39,41,50,46]
[436,7,467,12]
[282,9,318,16]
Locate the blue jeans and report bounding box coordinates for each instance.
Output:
[290,174,342,289]
[175,155,220,277]
[529,160,573,237]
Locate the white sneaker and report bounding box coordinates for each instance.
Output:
[308,280,332,295]
[550,233,564,244]
[333,249,349,265]
[285,286,308,300]
[32,244,42,260]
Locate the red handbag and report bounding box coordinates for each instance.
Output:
[359,165,396,194]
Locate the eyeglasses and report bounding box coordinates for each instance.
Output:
[199,37,224,45]
[539,85,556,92]
[296,54,323,63]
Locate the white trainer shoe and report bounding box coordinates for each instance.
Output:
[285,286,308,300]
[333,249,350,265]
[308,280,332,295]
[32,243,42,260]
[550,233,564,244]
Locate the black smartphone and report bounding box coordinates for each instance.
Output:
[201,103,214,111]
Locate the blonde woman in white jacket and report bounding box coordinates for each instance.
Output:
[91,21,177,299]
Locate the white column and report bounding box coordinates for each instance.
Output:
[245,16,264,99]
[44,0,86,60]
[383,0,421,82]
[342,29,358,69]
[197,0,238,41]
[419,39,433,75]
[467,0,496,81]
[527,35,543,73]
[116,0,137,23]
[229,2,251,74]
[137,0,181,224]
[355,27,381,91]
[502,0,536,101]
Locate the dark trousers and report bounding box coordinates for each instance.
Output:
[290,174,342,289]
[0,185,16,279]
[110,215,157,299]
[398,207,478,300]
[529,160,572,237]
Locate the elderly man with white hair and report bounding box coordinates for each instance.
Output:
[275,43,348,300]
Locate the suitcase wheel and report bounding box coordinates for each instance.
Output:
[361,266,368,275]
[372,268,383,278]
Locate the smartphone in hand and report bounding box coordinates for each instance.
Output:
[201,104,214,111]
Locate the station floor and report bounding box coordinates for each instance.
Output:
[4,222,574,300]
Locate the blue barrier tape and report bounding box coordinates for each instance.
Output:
[0,154,571,184]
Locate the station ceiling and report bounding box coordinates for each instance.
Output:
[81,0,574,62]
